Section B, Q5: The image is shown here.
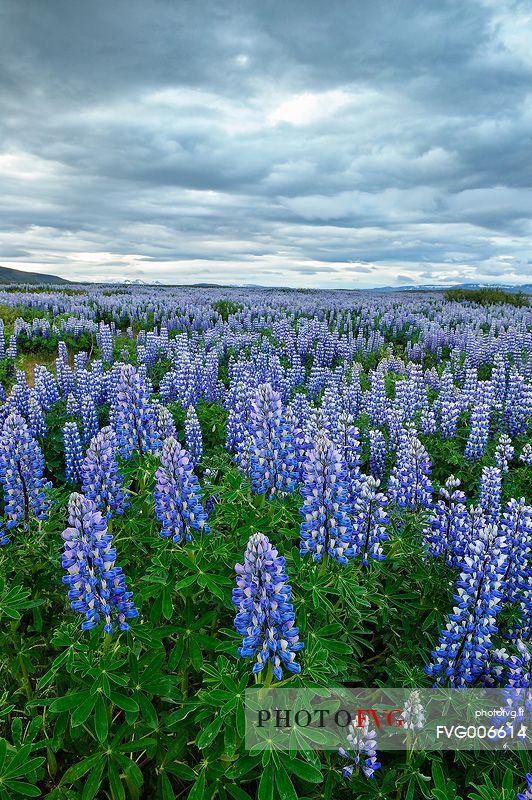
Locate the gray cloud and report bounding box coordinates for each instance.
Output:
[0,0,531,286]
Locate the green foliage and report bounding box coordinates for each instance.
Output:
[444,287,530,307]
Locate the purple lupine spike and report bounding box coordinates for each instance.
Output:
[368,428,387,480]
[520,443,532,466]
[153,400,177,440]
[63,421,84,484]
[62,492,138,635]
[248,383,298,497]
[423,475,468,566]
[499,498,531,608]
[184,405,203,467]
[426,522,508,687]
[154,436,210,544]
[66,392,79,416]
[494,433,514,474]
[28,390,47,439]
[0,412,51,530]
[388,425,432,511]
[110,364,161,459]
[464,383,493,461]
[299,431,355,564]
[232,531,303,681]
[80,393,99,445]
[479,466,502,526]
[81,426,129,518]
[338,716,381,780]
[334,412,363,502]
[352,476,389,566]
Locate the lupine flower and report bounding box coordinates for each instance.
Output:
[154,436,210,544]
[334,412,363,502]
[80,393,99,444]
[423,475,468,565]
[426,523,508,687]
[153,401,177,440]
[110,364,161,459]
[338,716,381,779]
[520,444,532,466]
[248,383,298,496]
[479,466,502,526]
[299,431,354,564]
[399,690,426,730]
[500,499,531,640]
[464,385,492,461]
[232,531,303,680]
[517,773,532,800]
[81,427,129,518]
[495,433,515,473]
[505,369,530,437]
[184,405,203,467]
[368,428,387,480]
[437,368,460,439]
[419,407,437,434]
[66,392,79,416]
[62,492,138,634]
[28,391,47,439]
[368,369,387,426]
[63,421,84,484]
[352,476,389,565]
[388,425,433,511]
[0,412,51,529]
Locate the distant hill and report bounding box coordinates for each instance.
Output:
[0,265,69,285]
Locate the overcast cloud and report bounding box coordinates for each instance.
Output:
[0,0,531,287]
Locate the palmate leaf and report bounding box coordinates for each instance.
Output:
[0,581,42,621]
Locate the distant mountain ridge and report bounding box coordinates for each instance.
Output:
[0,265,69,284]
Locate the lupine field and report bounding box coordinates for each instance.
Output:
[0,283,530,800]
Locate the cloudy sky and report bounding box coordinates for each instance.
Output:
[1,0,532,287]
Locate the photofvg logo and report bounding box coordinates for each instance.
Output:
[244,688,532,751]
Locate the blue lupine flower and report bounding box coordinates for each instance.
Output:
[520,444,532,466]
[63,421,84,484]
[368,369,388,426]
[153,400,177,440]
[500,498,531,604]
[81,426,129,518]
[248,383,298,497]
[232,531,303,680]
[334,412,363,503]
[352,476,389,565]
[80,393,99,444]
[66,392,79,416]
[299,431,355,564]
[62,492,138,635]
[154,436,210,544]
[185,405,203,467]
[495,433,515,474]
[479,466,502,526]
[426,522,508,687]
[0,412,51,529]
[505,369,530,438]
[517,774,532,800]
[388,425,433,511]
[464,385,492,461]
[368,428,387,480]
[423,475,468,566]
[110,364,161,459]
[437,368,460,439]
[28,391,47,439]
[338,716,381,779]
